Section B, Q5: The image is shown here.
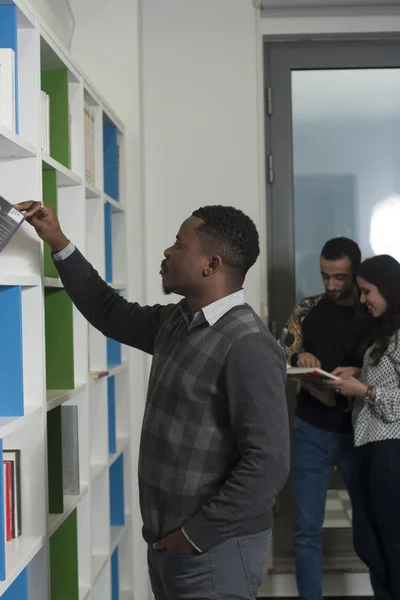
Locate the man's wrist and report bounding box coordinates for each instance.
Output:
[50,231,70,254]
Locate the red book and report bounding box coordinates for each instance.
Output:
[4,461,13,541]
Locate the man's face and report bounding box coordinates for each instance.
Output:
[320,256,353,303]
[160,216,208,296]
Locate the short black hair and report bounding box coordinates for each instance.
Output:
[192,205,260,282]
[321,237,361,274]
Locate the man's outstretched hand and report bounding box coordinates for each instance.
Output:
[14,201,70,253]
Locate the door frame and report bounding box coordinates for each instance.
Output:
[263,39,400,561]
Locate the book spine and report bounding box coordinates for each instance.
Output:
[4,461,12,541]
[4,450,21,538]
[3,463,7,543]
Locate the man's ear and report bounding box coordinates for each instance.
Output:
[203,255,222,277]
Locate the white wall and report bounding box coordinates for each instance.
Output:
[27,0,73,48]
[141,0,266,314]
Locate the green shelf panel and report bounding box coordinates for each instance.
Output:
[41,69,70,168]
[47,406,64,514]
[44,289,74,390]
[50,509,79,600]
[43,168,59,278]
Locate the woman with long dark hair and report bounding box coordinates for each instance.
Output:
[327,254,400,599]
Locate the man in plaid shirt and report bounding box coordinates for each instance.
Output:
[18,200,290,600]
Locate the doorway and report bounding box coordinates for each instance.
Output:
[264,39,400,574]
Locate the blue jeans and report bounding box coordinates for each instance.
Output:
[292,417,358,600]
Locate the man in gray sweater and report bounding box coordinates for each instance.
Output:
[17,200,289,600]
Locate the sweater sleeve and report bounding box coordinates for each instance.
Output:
[54,247,175,355]
[183,333,290,551]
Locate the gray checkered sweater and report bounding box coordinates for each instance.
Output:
[55,248,290,551]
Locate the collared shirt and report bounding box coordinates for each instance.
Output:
[53,244,289,552]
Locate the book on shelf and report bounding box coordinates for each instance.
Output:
[84,101,95,185]
[40,90,50,154]
[3,449,22,541]
[89,370,109,380]
[0,195,25,252]
[286,366,340,384]
[0,48,16,133]
[61,405,80,496]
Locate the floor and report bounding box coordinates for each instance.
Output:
[323,490,352,529]
[259,490,372,598]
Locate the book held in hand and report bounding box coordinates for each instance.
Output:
[0,196,25,252]
[286,366,340,384]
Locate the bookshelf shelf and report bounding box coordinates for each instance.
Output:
[48,486,89,537]
[0,274,40,287]
[79,585,90,600]
[90,463,108,483]
[110,524,128,555]
[107,362,128,378]
[109,438,129,467]
[92,554,108,584]
[104,194,124,214]
[46,384,87,412]
[0,2,132,598]
[0,535,45,596]
[0,406,42,440]
[0,126,36,159]
[43,276,63,289]
[86,182,102,199]
[42,153,82,187]
[109,281,127,290]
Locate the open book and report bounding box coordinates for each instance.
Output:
[286,366,339,384]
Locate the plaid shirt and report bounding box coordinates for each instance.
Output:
[55,245,290,551]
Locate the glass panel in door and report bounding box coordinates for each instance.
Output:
[292,68,400,301]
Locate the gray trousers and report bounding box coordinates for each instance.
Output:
[147,530,270,600]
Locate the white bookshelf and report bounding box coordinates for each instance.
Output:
[0,1,134,599]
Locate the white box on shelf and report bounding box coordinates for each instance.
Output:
[0,48,16,133]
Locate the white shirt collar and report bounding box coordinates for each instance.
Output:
[198,289,245,326]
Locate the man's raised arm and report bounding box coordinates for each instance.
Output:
[15,201,174,355]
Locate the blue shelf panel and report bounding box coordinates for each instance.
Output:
[0,286,24,417]
[104,202,112,282]
[103,114,119,201]
[0,5,19,134]
[107,376,116,454]
[107,290,121,368]
[107,337,121,368]
[109,454,124,527]
[2,568,28,600]
[0,440,5,581]
[111,547,119,600]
